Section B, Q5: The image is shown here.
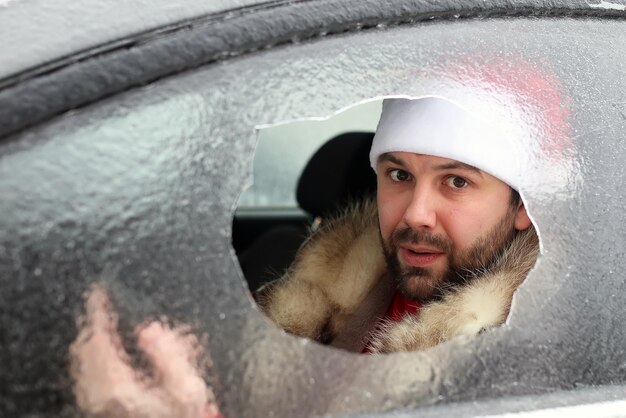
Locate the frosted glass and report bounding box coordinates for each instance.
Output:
[2,17,626,417]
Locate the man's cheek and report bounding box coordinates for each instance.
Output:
[377,221,392,246]
[378,209,399,243]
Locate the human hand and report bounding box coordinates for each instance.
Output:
[69,284,223,418]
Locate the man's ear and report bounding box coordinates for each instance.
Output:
[514,203,532,231]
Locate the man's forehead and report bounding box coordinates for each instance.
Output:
[377,152,483,176]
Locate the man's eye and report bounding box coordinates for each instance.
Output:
[445,176,469,189]
[389,169,410,182]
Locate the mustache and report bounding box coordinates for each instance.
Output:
[391,227,452,253]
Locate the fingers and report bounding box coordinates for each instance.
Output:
[136,321,214,416]
[203,402,226,418]
[70,284,223,418]
[70,284,161,414]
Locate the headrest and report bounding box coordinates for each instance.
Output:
[297,132,376,217]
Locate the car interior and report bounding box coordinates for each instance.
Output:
[232,131,377,293]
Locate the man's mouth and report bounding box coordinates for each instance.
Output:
[399,246,443,267]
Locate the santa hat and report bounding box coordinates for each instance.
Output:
[369,96,522,190]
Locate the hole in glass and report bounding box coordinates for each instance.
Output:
[234,96,542,354]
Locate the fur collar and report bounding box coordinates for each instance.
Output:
[257,200,539,353]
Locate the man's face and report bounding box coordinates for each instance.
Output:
[376,152,531,301]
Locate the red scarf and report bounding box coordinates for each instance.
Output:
[362,291,421,353]
[384,290,421,321]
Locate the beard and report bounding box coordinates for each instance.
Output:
[381,210,518,302]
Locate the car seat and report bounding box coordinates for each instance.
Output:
[239,131,377,293]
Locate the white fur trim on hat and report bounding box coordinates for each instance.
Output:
[369,96,521,190]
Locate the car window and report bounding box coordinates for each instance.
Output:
[3,10,626,418]
[238,100,382,208]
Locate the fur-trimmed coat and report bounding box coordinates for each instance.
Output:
[257,200,539,353]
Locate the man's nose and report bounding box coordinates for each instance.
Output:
[402,185,437,230]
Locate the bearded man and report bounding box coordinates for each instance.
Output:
[257,97,539,353]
